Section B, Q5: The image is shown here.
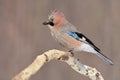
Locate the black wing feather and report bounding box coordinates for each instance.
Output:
[74,32,101,52]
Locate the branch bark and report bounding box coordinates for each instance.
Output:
[12,49,104,80]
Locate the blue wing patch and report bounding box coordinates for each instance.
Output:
[65,31,79,40]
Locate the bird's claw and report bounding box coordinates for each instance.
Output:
[68,50,74,56]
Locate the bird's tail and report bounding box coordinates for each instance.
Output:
[96,52,113,65]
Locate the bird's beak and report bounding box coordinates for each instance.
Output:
[43,20,54,26]
[43,21,49,25]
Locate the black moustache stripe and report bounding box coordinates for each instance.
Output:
[49,22,54,26]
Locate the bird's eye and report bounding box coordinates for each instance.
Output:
[50,18,54,22]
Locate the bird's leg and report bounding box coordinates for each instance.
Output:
[68,50,74,56]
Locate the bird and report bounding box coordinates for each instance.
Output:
[43,10,113,65]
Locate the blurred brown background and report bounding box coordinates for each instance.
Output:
[0,0,120,80]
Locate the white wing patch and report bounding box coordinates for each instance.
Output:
[81,37,86,41]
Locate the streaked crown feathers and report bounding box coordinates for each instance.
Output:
[48,10,67,27]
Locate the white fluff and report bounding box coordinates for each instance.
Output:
[79,43,97,54]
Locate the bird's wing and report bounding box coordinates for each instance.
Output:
[65,31,101,52]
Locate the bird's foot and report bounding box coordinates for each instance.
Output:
[68,50,74,56]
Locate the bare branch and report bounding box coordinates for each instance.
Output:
[12,49,104,80]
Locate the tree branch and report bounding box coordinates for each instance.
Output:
[12,49,104,80]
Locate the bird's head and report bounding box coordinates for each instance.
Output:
[43,10,67,28]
